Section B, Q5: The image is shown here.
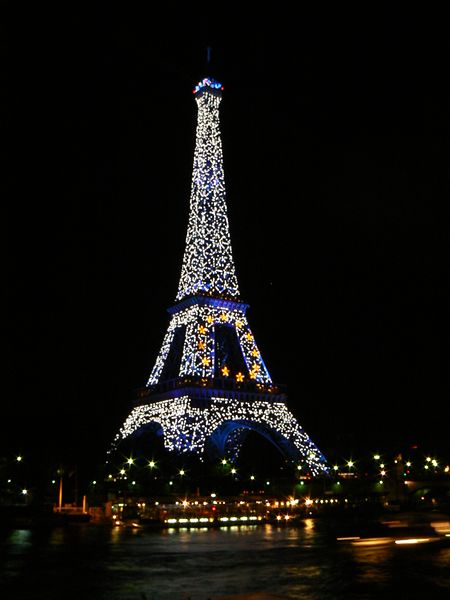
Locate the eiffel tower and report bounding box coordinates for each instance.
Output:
[113,77,327,475]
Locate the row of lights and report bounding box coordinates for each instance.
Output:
[105,457,274,484]
[330,455,449,473]
[106,454,449,484]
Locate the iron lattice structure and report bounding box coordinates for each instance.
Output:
[114,78,327,475]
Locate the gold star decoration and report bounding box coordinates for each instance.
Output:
[220,312,227,321]
[198,341,205,350]
[235,320,243,329]
[251,349,259,357]
[206,315,214,324]
[221,366,230,377]
[245,332,253,341]
[198,325,207,335]
[202,357,210,366]
[235,372,245,383]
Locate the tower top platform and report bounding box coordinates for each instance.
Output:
[193,77,224,97]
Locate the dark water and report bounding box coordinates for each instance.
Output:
[1,520,449,599]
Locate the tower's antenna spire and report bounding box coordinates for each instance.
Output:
[206,46,212,66]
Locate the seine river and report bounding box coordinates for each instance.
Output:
[1,519,449,599]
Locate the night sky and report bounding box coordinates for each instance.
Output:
[3,9,448,475]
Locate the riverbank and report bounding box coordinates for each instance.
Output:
[2,498,449,541]
[0,504,91,528]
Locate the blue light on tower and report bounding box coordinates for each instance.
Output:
[193,78,224,94]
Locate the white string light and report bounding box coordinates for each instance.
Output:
[115,397,326,475]
[177,86,239,300]
[115,78,327,474]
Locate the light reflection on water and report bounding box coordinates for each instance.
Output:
[348,544,393,586]
[7,528,32,547]
[1,521,449,600]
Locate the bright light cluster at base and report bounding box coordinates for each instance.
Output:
[115,396,327,475]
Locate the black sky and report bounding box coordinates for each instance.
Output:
[3,8,448,473]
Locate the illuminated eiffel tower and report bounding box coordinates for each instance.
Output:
[114,77,327,475]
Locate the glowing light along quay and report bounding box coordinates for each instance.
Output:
[114,77,327,475]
